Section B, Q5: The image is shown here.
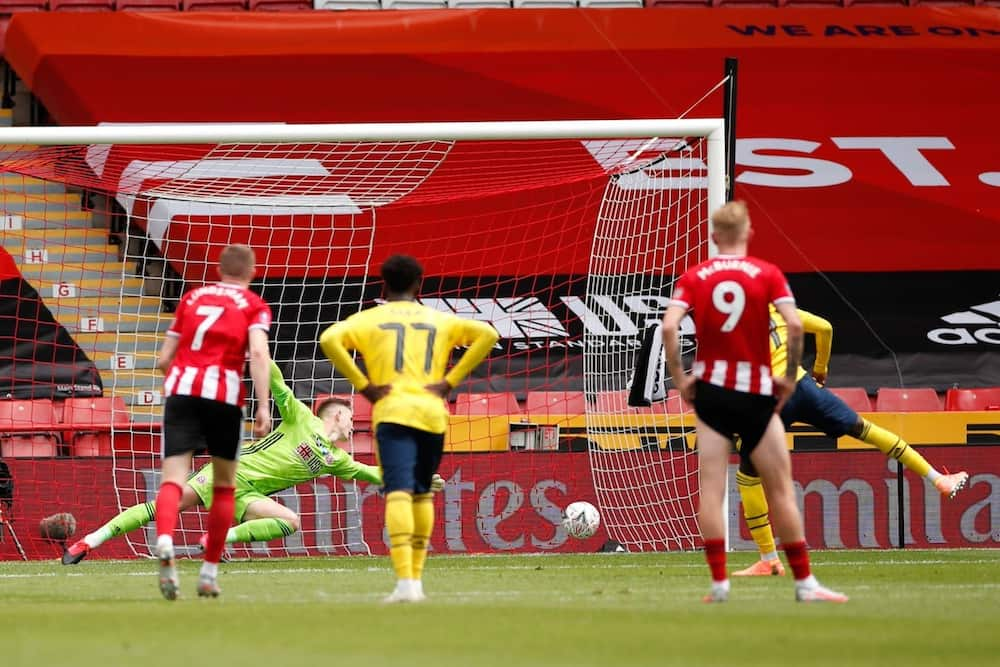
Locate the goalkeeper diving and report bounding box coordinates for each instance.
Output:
[63,360,433,564]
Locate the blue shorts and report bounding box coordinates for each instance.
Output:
[376,422,445,494]
[780,376,859,438]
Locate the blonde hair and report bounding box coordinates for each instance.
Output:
[710,201,750,242]
[218,244,256,281]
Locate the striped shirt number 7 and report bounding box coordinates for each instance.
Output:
[191,305,225,351]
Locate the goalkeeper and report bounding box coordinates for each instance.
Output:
[63,360,415,564]
[733,306,969,577]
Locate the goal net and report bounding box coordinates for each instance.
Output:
[0,120,723,559]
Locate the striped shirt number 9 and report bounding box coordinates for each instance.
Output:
[712,280,745,332]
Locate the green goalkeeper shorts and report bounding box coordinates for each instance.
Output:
[187,466,268,523]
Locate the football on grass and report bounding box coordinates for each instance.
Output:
[562,501,600,540]
[39,513,77,541]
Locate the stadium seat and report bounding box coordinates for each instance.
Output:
[49,0,114,9]
[525,391,586,417]
[579,0,641,6]
[663,389,693,414]
[827,387,873,412]
[0,0,47,11]
[645,0,712,7]
[875,388,942,412]
[61,397,130,456]
[249,0,311,8]
[315,393,372,422]
[312,0,379,8]
[0,400,59,457]
[117,0,181,8]
[381,0,446,7]
[182,0,246,9]
[944,387,1000,411]
[454,392,522,417]
[512,0,576,6]
[446,0,511,6]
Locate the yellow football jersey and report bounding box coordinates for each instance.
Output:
[319,300,498,434]
[768,305,833,381]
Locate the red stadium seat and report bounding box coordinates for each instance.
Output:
[827,387,873,412]
[49,0,113,9]
[525,391,586,417]
[645,0,712,7]
[0,0,48,11]
[182,0,246,9]
[249,0,310,9]
[61,397,130,456]
[117,0,180,9]
[0,400,59,457]
[944,387,1000,411]
[454,392,522,417]
[663,388,693,414]
[875,388,942,412]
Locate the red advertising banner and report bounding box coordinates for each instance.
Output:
[4,8,1000,275]
[2,447,997,561]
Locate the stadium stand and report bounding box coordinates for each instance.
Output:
[454,392,523,417]
[61,396,130,456]
[525,391,586,417]
[117,0,181,9]
[875,388,942,412]
[944,387,1000,411]
[827,387,873,412]
[0,399,59,457]
[48,0,114,10]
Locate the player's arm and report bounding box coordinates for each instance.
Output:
[155,299,186,374]
[269,360,313,425]
[661,305,692,402]
[431,319,498,396]
[329,451,383,485]
[798,308,833,385]
[155,334,180,375]
[319,321,372,393]
[248,328,272,437]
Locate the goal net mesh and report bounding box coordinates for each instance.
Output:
[0,129,714,559]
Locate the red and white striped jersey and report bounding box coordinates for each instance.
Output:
[669,255,794,396]
[163,282,271,406]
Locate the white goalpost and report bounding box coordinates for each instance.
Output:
[0,118,724,557]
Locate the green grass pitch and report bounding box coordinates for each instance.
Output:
[4,550,998,667]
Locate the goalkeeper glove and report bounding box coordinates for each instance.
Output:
[431,474,445,493]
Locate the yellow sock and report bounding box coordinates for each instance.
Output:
[736,470,777,557]
[859,419,932,478]
[411,493,434,581]
[385,491,413,580]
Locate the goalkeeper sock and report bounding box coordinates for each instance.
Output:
[860,419,935,478]
[85,501,155,549]
[226,518,296,544]
[411,493,434,581]
[704,538,727,583]
[154,481,183,540]
[783,540,812,581]
[736,471,777,559]
[204,486,235,565]
[385,491,414,580]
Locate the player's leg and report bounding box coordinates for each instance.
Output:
[224,496,300,545]
[749,414,847,603]
[410,430,445,600]
[732,457,784,577]
[156,396,208,600]
[63,484,204,565]
[198,401,243,598]
[377,422,420,603]
[806,377,967,498]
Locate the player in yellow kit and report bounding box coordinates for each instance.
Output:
[319,254,498,602]
[735,306,969,576]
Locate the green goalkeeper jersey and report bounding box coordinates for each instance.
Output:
[232,361,381,495]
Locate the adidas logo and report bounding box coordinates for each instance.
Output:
[928,297,1000,345]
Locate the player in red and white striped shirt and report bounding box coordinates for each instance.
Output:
[662,201,847,604]
[153,244,273,600]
